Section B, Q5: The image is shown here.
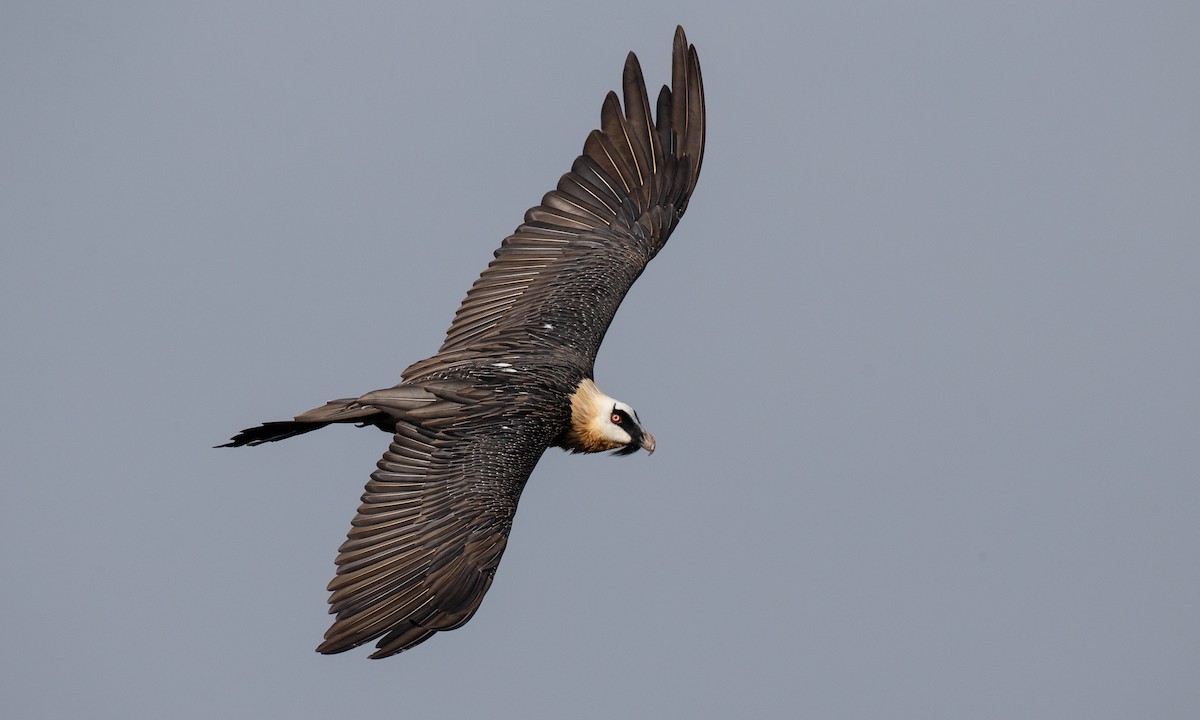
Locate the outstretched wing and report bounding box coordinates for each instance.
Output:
[316,385,550,658]
[404,26,705,379]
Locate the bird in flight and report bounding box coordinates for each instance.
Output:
[220,26,705,658]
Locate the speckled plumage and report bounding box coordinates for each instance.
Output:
[220,27,705,658]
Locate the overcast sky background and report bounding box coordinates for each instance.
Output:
[3,2,1198,718]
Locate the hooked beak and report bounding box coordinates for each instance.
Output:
[640,431,656,455]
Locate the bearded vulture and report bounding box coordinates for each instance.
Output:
[220,26,705,658]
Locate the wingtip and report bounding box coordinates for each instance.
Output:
[674,25,694,61]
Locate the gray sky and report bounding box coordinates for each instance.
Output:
[3,2,1198,718]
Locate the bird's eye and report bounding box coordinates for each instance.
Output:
[611,413,622,424]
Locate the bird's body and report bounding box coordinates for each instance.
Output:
[221,27,704,658]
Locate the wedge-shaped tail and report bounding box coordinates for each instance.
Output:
[217,399,391,447]
[217,382,485,447]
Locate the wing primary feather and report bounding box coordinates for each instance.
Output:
[621,52,658,177]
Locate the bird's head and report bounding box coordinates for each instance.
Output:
[564,379,656,455]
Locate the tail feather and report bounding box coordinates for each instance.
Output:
[217,398,393,448]
[216,420,329,447]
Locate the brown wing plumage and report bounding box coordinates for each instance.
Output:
[316,383,553,658]
[403,26,705,379]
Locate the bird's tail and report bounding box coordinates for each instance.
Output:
[216,398,392,448]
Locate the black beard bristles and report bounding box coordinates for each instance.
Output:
[613,442,641,456]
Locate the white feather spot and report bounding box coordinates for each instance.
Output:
[492,362,512,368]
[542,323,554,330]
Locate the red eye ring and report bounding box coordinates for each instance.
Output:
[611,413,622,424]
